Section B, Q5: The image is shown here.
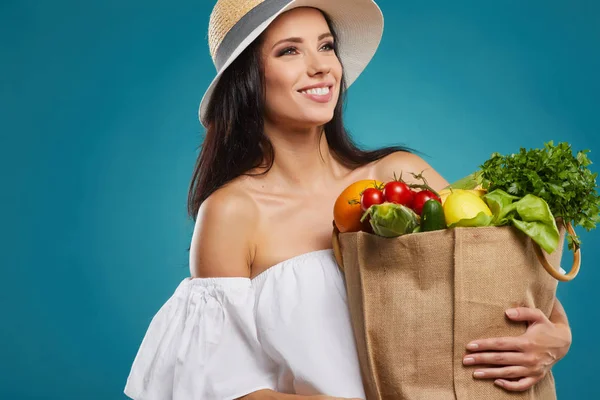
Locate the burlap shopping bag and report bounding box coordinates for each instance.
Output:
[332,224,579,400]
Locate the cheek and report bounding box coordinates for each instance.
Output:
[265,75,291,99]
[264,66,300,112]
[332,57,343,77]
[332,58,343,91]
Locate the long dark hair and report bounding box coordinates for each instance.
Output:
[187,13,411,220]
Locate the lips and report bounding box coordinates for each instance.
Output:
[299,86,331,96]
[297,84,335,103]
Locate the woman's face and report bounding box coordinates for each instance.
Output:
[260,7,343,129]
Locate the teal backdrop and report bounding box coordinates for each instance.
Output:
[1,0,598,398]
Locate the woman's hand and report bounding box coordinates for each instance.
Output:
[462,306,572,391]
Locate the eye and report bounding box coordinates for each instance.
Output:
[320,41,335,52]
[278,46,298,56]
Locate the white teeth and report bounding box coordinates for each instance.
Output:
[301,86,330,95]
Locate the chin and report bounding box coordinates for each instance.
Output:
[297,110,335,126]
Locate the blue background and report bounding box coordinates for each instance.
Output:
[1,0,598,398]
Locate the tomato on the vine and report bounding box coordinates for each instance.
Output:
[360,188,385,211]
[382,181,414,207]
[412,190,441,215]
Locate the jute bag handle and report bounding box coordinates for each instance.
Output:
[331,221,581,282]
[332,223,344,272]
[534,220,581,282]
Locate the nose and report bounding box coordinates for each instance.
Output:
[305,50,331,77]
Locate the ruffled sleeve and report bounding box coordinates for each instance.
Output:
[124,277,277,400]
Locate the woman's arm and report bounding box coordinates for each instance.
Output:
[549,297,570,329]
[190,185,258,279]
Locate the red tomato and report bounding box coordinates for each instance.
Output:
[382,181,414,207]
[412,190,441,215]
[360,188,384,211]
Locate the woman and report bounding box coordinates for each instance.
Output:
[124,1,572,399]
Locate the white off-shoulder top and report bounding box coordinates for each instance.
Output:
[124,249,365,400]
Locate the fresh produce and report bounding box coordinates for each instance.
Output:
[334,180,384,232]
[333,142,599,253]
[478,141,600,250]
[438,188,485,205]
[421,199,447,232]
[361,188,385,212]
[443,189,493,227]
[361,203,420,238]
[333,171,444,235]
[334,172,444,236]
[382,180,414,207]
[483,189,559,253]
[412,190,441,215]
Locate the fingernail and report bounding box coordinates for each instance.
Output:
[506,309,518,317]
[474,371,485,378]
[463,357,475,365]
[466,343,479,350]
[495,379,505,387]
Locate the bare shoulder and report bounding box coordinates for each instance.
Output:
[374,151,450,191]
[189,179,259,278]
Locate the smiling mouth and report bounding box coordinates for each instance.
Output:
[298,86,331,96]
[297,85,334,103]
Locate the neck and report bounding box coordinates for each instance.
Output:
[262,121,346,190]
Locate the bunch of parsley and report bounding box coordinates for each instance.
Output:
[479,141,600,250]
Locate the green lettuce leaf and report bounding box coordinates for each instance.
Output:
[511,194,560,254]
[483,189,520,225]
[363,203,419,238]
[483,190,559,253]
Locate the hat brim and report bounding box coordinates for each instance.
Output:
[198,0,384,127]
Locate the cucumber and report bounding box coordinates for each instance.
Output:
[420,199,447,232]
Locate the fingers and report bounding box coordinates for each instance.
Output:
[463,351,536,367]
[505,307,549,324]
[495,376,541,392]
[466,336,528,352]
[469,366,544,392]
[471,366,531,380]
[460,307,553,393]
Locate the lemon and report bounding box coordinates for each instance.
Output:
[443,189,492,226]
[438,189,451,205]
[438,188,486,206]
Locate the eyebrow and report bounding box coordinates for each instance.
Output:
[272,32,333,49]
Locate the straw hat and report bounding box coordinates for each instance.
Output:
[198,0,384,127]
